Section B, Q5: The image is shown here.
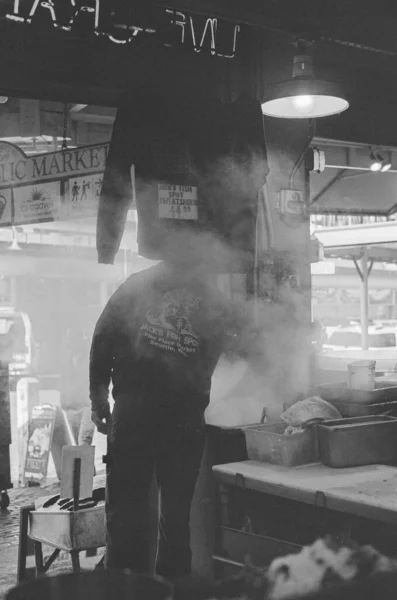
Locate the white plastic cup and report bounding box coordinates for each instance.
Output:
[347,360,376,390]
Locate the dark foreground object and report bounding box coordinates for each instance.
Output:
[173,571,397,600]
[6,571,173,600]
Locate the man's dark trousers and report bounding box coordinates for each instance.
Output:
[105,397,205,580]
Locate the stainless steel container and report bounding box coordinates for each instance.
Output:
[317,415,397,468]
[29,505,105,551]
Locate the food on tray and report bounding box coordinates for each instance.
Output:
[283,425,303,435]
[281,397,342,428]
[35,487,106,512]
[266,537,397,599]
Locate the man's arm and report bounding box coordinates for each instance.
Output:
[89,298,120,420]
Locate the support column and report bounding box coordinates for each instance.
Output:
[360,248,369,350]
[353,248,373,351]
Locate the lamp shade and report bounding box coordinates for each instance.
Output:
[262,78,349,118]
[262,54,349,119]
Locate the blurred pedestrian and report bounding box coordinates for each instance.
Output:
[61,326,95,445]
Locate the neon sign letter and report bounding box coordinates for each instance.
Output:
[4,1,240,58]
[29,0,57,24]
[69,0,100,30]
[190,17,217,54]
[166,10,186,45]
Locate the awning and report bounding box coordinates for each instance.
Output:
[310,138,397,216]
[314,221,397,349]
[314,222,397,250]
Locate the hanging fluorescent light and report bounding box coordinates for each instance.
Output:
[261,53,349,119]
[381,152,392,172]
[370,151,391,172]
[370,152,383,172]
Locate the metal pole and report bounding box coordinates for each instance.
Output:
[360,247,369,350]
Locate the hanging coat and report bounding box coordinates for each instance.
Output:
[96,85,269,268]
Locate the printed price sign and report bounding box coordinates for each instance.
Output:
[158,184,198,220]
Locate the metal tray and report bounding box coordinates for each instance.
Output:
[331,399,397,418]
[317,415,397,468]
[29,505,105,551]
[244,422,317,467]
[315,381,397,405]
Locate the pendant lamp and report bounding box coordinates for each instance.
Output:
[262,53,349,119]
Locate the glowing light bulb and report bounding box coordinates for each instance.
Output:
[291,95,315,115]
[370,161,382,172]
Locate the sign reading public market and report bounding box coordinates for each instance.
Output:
[0,142,108,227]
[3,1,240,58]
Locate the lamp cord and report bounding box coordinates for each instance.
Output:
[289,118,316,189]
[62,103,68,151]
[259,22,397,59]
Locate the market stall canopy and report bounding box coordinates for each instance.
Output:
[314,222,397,263]
[310,139,397,216]
[315,222,397,249]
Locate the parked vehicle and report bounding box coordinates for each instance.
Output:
[317,324,397,375]
[0,307,36,376]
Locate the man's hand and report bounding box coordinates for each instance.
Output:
[91,410,110,435]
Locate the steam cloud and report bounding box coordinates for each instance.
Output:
[98,147,311,427]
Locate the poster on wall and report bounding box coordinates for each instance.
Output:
[14,182,61,225]
[65,174,103,219]
[0,189,12,226]
[24,404,56,484]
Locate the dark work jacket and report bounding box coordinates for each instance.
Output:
[89,263,238,416]
[96,86,268,265]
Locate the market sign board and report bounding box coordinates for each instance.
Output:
[3,2,240,58]
[0,141,108,226]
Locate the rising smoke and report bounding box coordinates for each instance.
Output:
[129,155,312,426]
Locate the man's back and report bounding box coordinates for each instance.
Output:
[90,263,230,411]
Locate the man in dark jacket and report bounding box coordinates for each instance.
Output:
[90,244,236,580]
